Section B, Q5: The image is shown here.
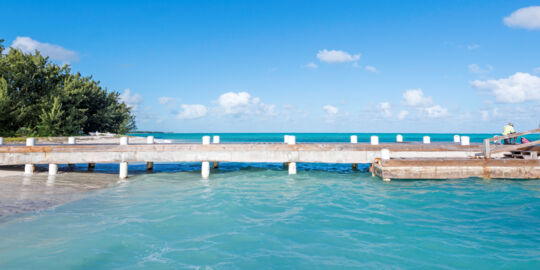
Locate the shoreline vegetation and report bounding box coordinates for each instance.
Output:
[0,39,136,137]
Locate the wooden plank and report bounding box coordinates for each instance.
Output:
[491,139,540,154]
[487,128,540,143]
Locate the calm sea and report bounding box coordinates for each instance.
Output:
[0,133,539,269]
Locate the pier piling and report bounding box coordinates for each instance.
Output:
[146,136,154,170]
[461,136,470,146]
[396,134,403,143]
[49,164,58,175]
[454,135,460,143]
[371,136,379,145]
[423,136,430,144]
[119,162,128,179]
[350,135,358,144]
[202,136,211,178]
[288,162,297,175]
[24,137,35,175]
[213,136,220,168]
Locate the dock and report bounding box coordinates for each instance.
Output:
[0,131,539,181]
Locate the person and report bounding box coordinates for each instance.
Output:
[502,122,516,144]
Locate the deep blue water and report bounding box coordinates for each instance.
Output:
[1,133,539,269]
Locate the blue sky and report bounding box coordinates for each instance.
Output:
[1,0,540,133]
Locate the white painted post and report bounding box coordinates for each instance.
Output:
[284,135,290,144]
[119,162,128,179]
[423,136,430,144]
[202,136,211,145]
[146,136,155,144]
[49,164,58,175]
[288,162,297,175]
[396,134,403,143]
[370,136,379,145]
[120,136,129,145]
[201,161,210,178]
[461,136,470,146]
[213,136,220,144]
[454,135,460,143]
[25,138,35,175]
[381,149,390,160]
[350,135,358,144]
[68,137,76,144]
[146,136,155,170]
[212,136,220,168]
[0,137,4,145]
[287,135,296,145]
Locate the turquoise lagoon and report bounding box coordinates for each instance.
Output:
[1,133,539,269]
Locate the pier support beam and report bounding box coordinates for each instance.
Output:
[212,136,220,168]
[288,162,297,175]
[24,137,35,175]
[88,163,95,170]
[119,162,128,179]
[352,163,358,170]
[49,164,58,175]
[146,136,154,171]
[396,134,403,143]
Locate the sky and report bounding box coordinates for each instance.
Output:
[1,0,540,133]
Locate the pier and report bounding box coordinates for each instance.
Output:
[0,131,539,181]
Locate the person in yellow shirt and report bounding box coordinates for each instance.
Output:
[502,122,516,144]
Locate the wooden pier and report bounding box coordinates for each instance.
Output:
[0,131,538,181]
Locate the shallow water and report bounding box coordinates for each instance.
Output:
[1,163,539,269]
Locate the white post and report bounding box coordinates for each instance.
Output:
[423,136,430,144]
[119,162,128,179]
[68,137,76,144]
[284,135,290,144]
[454,135,460,143]
[202,136,211,145]
[381,149,390,160]
[201,161,210,178]
[120,136,129,145]
[350,135,358,144]
[288,162,297,175]
[461,136,470,146]
[0,137,4,145]
[287,135,296,145]
[49,164,58,175]
[25,138,35,175]
[370,136,379,145]
[213,136,220,168]
[396,134,403,143]
[213,136,220,144]
[146,136,155,144]
[146,136,155,170]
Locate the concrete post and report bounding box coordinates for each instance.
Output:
[25,138,35,175]
[0,137,4,145]
[454,135,460,143]
[68,137,76,144]
[423,136,430,144]
[284,135,290,144]
[461,136,470,146]
[120,136,129,145]
[352,163,358,170]
[146,136,155,170]
[213,136,220,144]
[396,134,403,143]
[483,139,491,158]
[202,161,210,178]
[119,162,128,179]
[49,164,58,175]
[370,136,379,145]
[202,136,211,178]
[287,135,296,145]
[288,162,297,175]
[350,135,358,144]
[381,149,390,160]
[88,163,95,170]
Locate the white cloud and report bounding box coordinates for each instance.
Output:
[402,89,433,107]
[119,89,143,110]
[468,64,492,74]
[467,44,480,50]
[177,104,208,120]
[217,91,275,116]
[480,110,490,121]
[158,97,173,105]
[10,36,79,63]
[303,62,318,69]
[423,105,448,118]
[378,102,391,117]
[470,72,540,103]
[365,65,378,73]
[323,105,339,115]
[317,49,360,63]
[398,110,409,120]
[504,6,540,30]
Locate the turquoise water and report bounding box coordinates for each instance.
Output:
[1,133,540,269]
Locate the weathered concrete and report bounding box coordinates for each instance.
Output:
[373,159,540,180]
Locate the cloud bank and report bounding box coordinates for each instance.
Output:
[10,36,79,63]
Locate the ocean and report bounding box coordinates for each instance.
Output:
[0,133,539,269]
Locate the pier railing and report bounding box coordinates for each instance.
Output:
[483,128,540,158]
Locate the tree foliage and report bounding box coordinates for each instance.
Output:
[0,39,135,136]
